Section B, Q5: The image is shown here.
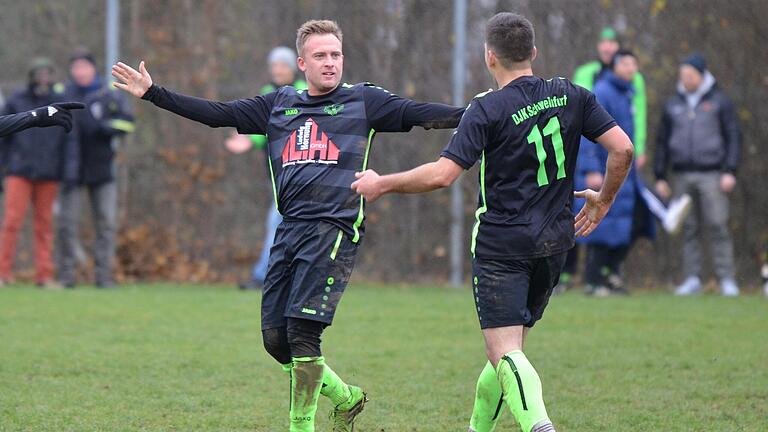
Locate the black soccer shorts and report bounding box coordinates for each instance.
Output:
[261,220,359,330]
[471,252,567,329]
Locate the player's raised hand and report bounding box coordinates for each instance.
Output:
[573,189,611,237]
[111,61,153,98]
[351,170,384,203]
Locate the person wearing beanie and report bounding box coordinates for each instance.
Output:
[560,27,649,294]
[225,46,307,291]
[58,48,135,289]
[0,59,80,288]
[654,53,741,296]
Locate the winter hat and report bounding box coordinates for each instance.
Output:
[682,53,707,74]
[29,57,54,74]
[267,46,298,72]
[599,27,618,41]
[69,47,96,66]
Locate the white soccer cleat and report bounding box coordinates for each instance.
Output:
[720,278,740,297]
[674,276,702,296]
[663,194,693,235]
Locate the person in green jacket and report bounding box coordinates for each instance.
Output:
[573,27,647,165]
[225,46,307,290]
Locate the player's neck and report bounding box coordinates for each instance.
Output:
[493,67,534,89]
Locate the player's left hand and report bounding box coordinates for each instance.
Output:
[573,189,611,237]
[351,170,384,202]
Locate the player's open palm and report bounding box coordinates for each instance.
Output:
[111,61,153,98]
[574,189,611,237]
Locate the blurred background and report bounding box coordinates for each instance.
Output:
[0,0,765,287]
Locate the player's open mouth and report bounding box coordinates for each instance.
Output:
[322,72,335,78]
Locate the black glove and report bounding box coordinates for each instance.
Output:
[31,102,86,133]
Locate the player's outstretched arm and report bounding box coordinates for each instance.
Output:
[111,61,268,131]
[351,157,463,203]
[0,102,85,137]
[575,125,634,237]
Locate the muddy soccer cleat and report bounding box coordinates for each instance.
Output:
[329,385,367,431]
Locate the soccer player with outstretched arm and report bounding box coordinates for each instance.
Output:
[0,102,83,137]
[352,13,634,432]
[112,20,463,432]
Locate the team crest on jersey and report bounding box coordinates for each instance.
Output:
[281,118,340,167]
[323,103,345,116]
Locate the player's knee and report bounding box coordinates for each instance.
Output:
[286,318,324,358]
[262,327,291,364]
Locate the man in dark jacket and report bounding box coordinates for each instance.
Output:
[0,58,80,288]
[654,53,740,296]
[58,49,134,288]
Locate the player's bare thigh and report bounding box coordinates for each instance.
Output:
[482,325,529,367]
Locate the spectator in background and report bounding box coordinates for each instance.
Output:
[559,27,649,293]
[655,53,741,296]
[58,49,134,288]
[0,58,79,288]
[575,50,654,296]
[225,46,307,290]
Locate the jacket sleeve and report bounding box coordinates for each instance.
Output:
[577,136,603,176]
[0,111,38,138]
[61,122,80,184]
[718,94,740,174]
[101,91,136,136]
[653,103,672,181]
[632,72,647,156]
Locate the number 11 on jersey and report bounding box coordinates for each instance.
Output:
[527,116,566,187]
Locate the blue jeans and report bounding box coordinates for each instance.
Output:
[251,203,282,283]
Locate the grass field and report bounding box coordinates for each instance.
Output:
[1,283,766,431]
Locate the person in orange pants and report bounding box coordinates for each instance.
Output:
[0,177,59,285]
[0,58,80,287]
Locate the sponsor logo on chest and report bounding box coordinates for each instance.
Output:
[281,118,340,167]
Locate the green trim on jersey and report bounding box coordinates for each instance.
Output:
[470,151,488,256]
[352,129,376,243]
[330,229,343,260]
[267,135,280,211]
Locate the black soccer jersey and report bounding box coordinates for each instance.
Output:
[440,75,616,259]
[143,82,463,241]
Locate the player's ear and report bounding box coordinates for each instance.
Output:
[531,46,538,63]
[297,56,307,72]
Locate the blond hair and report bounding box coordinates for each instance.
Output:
[296,20,343,55]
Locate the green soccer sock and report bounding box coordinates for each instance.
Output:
[496,351,550,432]
[469,361,504,432]
[320,363,352,407]
[290,357,324,432]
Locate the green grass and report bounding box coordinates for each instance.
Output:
[0,284,766,431]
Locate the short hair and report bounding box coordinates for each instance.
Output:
[611,48,636,70]
[485,12,535,68]
[296,20,343,55]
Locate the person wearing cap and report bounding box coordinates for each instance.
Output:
[225,46,307,291]
[58,49,135,289]
[0,58,80,288]
[573,27,648,164]
[654,53,741,296]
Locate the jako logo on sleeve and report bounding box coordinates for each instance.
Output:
[281,118,340,167]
